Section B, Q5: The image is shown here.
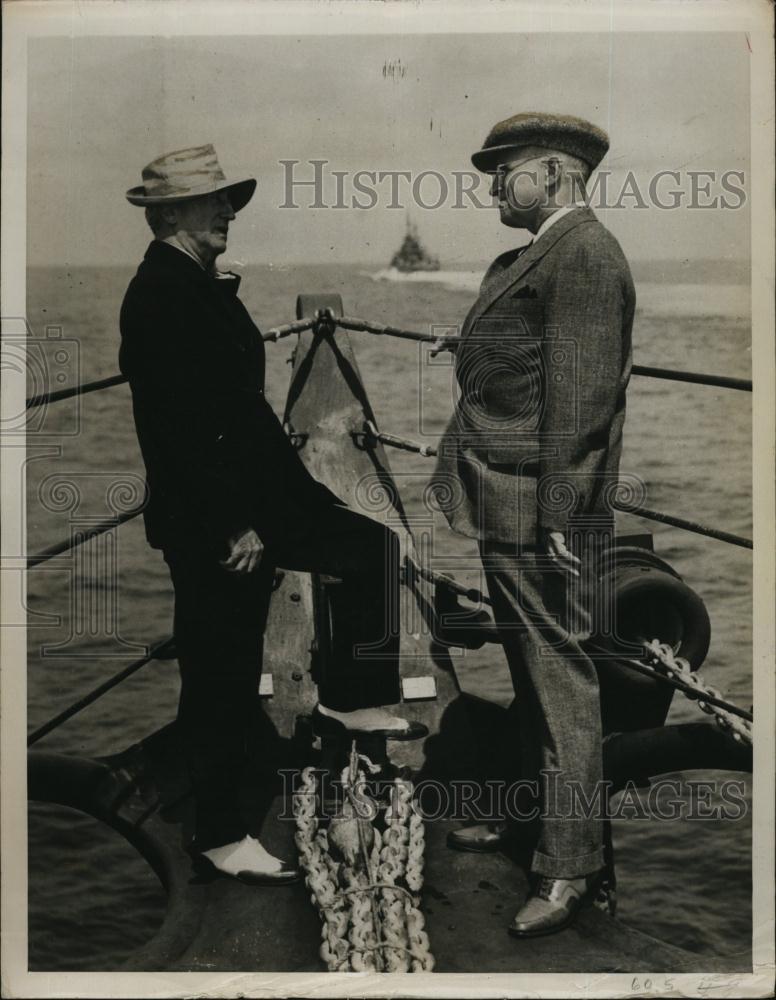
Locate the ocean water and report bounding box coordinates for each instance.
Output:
[24,259,753,970]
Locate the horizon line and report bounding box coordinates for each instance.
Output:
[27,255,753,270]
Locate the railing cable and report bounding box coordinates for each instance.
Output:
[358,420,438,458]
[26,373,128,410]
[23,320,316,413]
[631,364,751,392]
[405,553,751,735]
[609,500,751,550]
[332,313,462,353]
[24,314,751,413]
[404,555,492,607]
[27,506,145,569]
[361,424,751,550]
[27,636,175,747]
[586,642,752,726]
[23,312,751,574]
[334,313,751,389]
[263,317,316,343]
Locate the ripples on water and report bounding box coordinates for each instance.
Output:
[25,263,752,970]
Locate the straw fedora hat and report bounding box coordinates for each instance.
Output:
[126,144,256,211]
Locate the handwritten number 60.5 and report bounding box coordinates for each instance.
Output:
[631,978,675,993]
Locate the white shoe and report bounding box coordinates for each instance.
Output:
[314,704,428,741]
[195,835,300,885]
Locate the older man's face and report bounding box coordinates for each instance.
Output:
[491,152,550,229]
[172,190,236,264]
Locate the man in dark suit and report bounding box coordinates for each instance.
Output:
[433,114,635,935]
[120,145,424,883]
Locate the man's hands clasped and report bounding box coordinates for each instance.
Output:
[220,526,264,574]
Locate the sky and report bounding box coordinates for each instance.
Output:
[27,31,750,267]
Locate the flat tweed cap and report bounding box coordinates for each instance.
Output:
[126,144,256,210]
[472,112,609,173]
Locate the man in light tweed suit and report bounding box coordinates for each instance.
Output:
[433,112,635,937]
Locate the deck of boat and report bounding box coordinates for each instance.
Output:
[27,297,752,974]
[28,718,748,974]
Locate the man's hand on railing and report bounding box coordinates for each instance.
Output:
[220,527,264,574]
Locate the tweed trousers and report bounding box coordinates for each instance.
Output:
[479,533,606,878]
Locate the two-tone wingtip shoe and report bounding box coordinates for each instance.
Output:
[446,822,510,853]
[508,870,603,938]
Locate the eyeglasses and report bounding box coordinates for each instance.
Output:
[493,156,561,185]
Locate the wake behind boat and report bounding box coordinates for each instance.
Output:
[370,266,481,292]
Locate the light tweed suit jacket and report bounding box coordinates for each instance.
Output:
[431,207,635,547]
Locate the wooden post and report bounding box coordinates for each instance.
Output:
[260,294,463,771]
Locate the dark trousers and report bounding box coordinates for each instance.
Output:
[163,504,401,851]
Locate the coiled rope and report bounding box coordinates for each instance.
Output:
[293,744,434,972]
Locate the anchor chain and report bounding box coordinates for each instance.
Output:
[643,639,753,745]
[409,543,753,739]
[404,554,753,739]
[293,768,350,969]
[382,778,432,970]
[293,748,434,973]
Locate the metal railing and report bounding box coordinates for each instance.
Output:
[27,637,175,747]
[23,306,753,742]
[24,310,753,564]
[27,507,145,568]
[630,364,750,393]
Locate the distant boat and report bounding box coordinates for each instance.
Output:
[389,219,440,273]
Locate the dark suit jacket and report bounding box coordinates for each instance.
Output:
[119,240,338,553]
[431,207,635,546]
